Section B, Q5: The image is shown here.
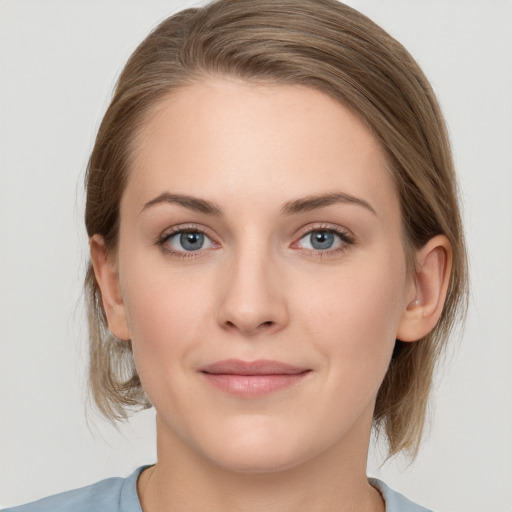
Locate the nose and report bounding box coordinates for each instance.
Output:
[216,247,289,337]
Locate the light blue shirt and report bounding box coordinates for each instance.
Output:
[3,467,433,512]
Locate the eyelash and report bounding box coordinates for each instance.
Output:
[156,224,355,259]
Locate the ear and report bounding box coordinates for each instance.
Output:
[89,234,131,341]
[396,235,452,342]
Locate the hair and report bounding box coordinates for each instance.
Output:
[84,0,468,457]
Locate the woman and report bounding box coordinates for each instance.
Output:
[3,0,468,510]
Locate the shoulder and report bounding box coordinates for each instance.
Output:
[369,478,434,512]
[2,466,146,512]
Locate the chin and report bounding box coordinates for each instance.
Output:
[194,419,320,475]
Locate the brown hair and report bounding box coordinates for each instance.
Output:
[85,0,468,457]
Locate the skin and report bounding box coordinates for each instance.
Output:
[91,78,451,512]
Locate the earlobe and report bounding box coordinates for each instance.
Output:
[397,235,452,342]
[89,234,131,341]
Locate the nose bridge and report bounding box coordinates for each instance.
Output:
[217,238,288,336]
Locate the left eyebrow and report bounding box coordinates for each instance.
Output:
[281,191,377,216]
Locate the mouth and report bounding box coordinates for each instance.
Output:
[198,359,312,397]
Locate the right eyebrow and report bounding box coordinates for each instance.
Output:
[140,193,223,216]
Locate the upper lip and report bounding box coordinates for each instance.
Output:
[199,359,310,376]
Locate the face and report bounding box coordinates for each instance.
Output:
[107,79,416,472]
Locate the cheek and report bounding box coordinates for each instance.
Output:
[119,258,214,387]
[297,251,407,382]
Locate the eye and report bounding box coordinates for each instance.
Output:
[160,229,216,254]
[295,228,353,252]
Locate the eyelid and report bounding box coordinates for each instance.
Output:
[293,223,354,243]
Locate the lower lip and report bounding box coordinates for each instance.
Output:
[201,372,310,397]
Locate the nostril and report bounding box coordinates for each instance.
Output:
[223,319,274,332]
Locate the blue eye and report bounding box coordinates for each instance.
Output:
[163,230,216,253]
[309,231,335,250]
[297,229,350,251]
[180,232,205,251]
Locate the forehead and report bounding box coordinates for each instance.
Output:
[124,78,398,218]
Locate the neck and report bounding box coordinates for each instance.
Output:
[138,412,384,512]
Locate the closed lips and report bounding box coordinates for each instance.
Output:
[198,359,312,397]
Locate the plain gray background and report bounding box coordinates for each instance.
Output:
[1,1,511,510]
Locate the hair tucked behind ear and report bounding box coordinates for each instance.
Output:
[85,0,468,456]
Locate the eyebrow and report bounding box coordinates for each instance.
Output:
[141,191,376,217]
[141,193,222,215]
[281,192,376,216]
